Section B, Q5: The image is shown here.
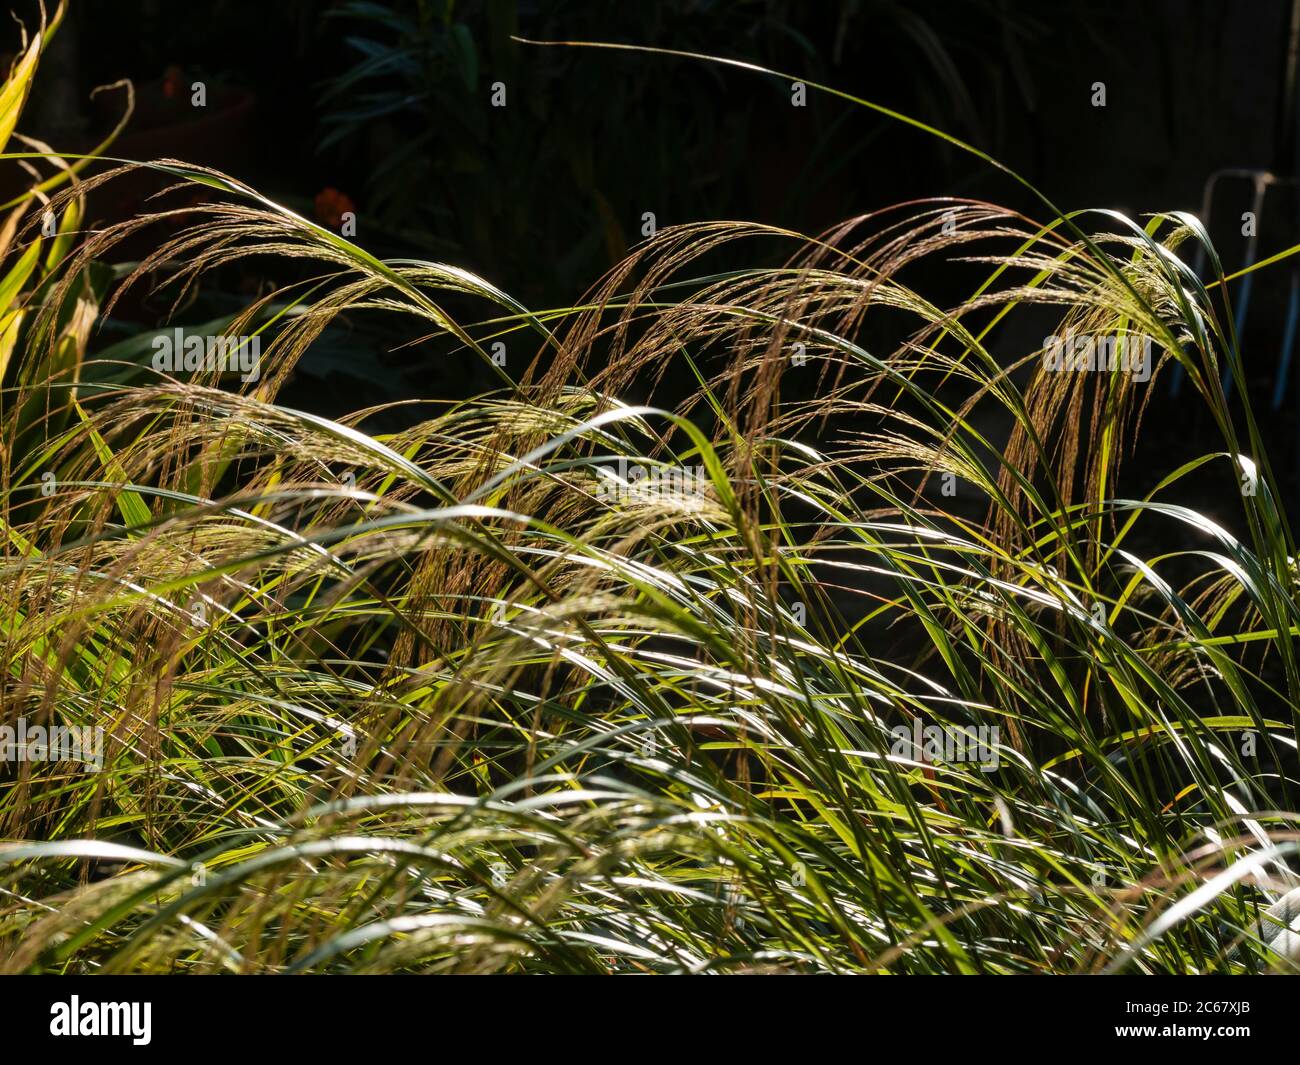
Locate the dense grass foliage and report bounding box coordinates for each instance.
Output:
[3,34,1300,974]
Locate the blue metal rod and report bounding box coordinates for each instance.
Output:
[1273,271,1300,409]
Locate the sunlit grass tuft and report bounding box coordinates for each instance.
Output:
[2,40,1300,974]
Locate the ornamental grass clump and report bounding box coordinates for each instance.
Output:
[1,42,1298,974]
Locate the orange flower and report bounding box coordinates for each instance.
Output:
[314,187,355,228]
[162,64,185,100]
